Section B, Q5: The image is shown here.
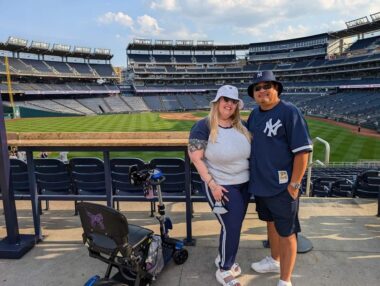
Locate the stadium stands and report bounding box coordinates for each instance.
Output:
[103,95,132,113]
[347,35,380,52]
[142,95,164,111]
[7,156,379,202]
[0,38,120,119]
[52,99,96,115]
[77,98,111,114]
[354,170,380,198]
[122,96,149,111]
[300,165,380,196]
[120,30,380,130]
[1,27,379,132]
[161,95,183,110]
[23,99,83,115]
[176,94,198,110]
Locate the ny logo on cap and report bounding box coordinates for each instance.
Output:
[257,72,263,78]
[264,118,282,137]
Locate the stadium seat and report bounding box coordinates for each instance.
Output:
[354,170,380,198]
[69,158,107,212]
[150,158,186,199]
[10,158,30,199]
[110,158,149,212]
[311,177,339,197]
[330,178,355,197]
[9,158,43,214]
[34,158,74,212]
[190,164,204,197]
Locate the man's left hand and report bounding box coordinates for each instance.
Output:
[287,184,299,200]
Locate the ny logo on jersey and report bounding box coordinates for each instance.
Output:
[263,118,282,137]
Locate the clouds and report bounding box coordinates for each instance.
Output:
[136,15,163,36]
[150,0,178,11]
[170,26,207,40]
[98,12,163,37]
[98,1,380,45]
[144,0,380,43]
[98,12,133,27]
[317,0,369,11]
[2,0,379,68]
[270,25,310,41]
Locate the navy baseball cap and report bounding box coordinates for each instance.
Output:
[247,70,283,97]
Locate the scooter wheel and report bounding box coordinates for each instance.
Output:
[173,249,188,265]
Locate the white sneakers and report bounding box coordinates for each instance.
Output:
[215,255,289,286]
[251,257,293,286]
[215,255,242,277]
[215,269,241,286]
[251,256,280,273]
[277,279,292,286]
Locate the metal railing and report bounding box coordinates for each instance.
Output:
[305,137,331,197]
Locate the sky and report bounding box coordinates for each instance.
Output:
[0,0,379,67]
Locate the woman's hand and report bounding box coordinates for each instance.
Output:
[209,181,229,202]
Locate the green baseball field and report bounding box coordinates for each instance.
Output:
[5,112,380,163]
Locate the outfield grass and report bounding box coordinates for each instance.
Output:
[6,113,195,132]
[5,112,380,162]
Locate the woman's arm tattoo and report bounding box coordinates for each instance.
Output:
[188,139,207,153]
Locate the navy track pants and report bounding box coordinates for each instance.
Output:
[203,182,251,270]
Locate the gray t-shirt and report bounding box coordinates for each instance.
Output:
[189,118,251,185]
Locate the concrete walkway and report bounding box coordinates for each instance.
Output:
[1,198,379,286]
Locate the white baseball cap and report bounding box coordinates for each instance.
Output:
[211,85,244,109]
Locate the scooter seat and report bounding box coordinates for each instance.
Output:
[128,224,153,249]
[86,224,153,254]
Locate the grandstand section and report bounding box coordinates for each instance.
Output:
[0,36,120,116]
[124,14,380,131]
[122,96,149,111]
[1,14,379,132]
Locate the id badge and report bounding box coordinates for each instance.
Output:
[278,170,288,184]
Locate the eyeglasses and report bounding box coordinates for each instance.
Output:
[221,96,239,105]
[254,82,273,92]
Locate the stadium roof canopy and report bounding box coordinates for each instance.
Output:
[0,37,113,60]
[127,41,249,51]
[247,33,328,47]
[329,14,380,38]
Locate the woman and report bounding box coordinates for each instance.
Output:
[188,85,251,286]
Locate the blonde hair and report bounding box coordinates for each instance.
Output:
[207,100,252,144]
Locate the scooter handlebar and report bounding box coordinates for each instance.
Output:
[129,163,165,185]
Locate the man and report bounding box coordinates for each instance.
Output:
[246,71,312,286]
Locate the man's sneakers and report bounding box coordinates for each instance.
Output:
[216,269,241,286]
[215,255,242,277]
[251,257,292,285]
[251,256,280,273]
[277,279,292,286]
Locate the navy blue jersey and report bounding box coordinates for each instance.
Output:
[247,100,312,197]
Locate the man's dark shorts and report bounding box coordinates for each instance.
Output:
[255,190,301,237]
